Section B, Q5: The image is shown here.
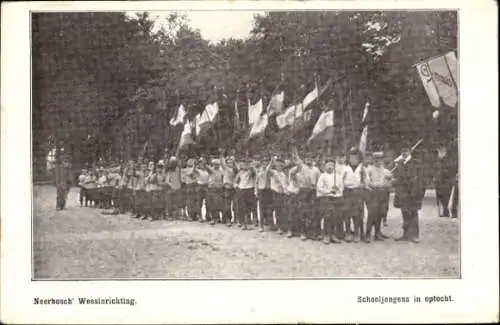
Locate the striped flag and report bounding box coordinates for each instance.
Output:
[195,102,219,137]
[178,120,194,150]
[359,102,369,153]
[267,91,285,116]
[248,98,263,125]
[169,104,187,126]
[308,108,334,144]
[248,113,269,139]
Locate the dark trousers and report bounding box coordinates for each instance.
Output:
[85,188,99,207]
[206,187,223,222]
[56,186,69,209]
[99,187,113,208]
[366,189,389,238]
[149,190,163,219]
[318,196,342,239]
[184,184,198,220]
[436,180,452,216]
[79,186,87,206]
[235,188,256,226]
[286,193,300,234]
[134,190,149,217]
[297,188,316,236]
[258,188,274,227]
[111,188,120,209]
[401,208,419,239]
[222,188,235,223]
[164,189,181,219]
[273,192,286,231]
[342,188,365,239]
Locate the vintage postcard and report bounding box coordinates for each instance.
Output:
[1,0,498,323]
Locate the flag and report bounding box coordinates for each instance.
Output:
[359,102,370,153]
[307,109,334,144]
[195,102,219,137]
[302,85,319,110]
[427,54,458,108]
[248,98,263,125]
[447,181,456,218]
[416,61,441,108]
[169,104,187,126]
[178,120,194,150]
[234,97,241,129]
[266,91,285,116]
[444,51,458,86]
[248,113,269,139]
[276,104,297,129]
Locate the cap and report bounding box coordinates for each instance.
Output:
[349,147,360,155]
[212,158,221,164]
[169,156,178,162]
[157,160,165,166]
[372,151,384,158]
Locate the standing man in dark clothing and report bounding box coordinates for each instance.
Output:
[393,148,427,243]
[54,154,72,210]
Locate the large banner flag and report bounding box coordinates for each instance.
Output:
[169,104,187,126]
[267,91,285,116]
[415,51,458,108]
[178,120,194,150]
[195,102,219,137]
[307,108,334,144]
[248,98,263,125]
[359,102,370,153]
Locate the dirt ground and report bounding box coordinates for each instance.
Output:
[33,185,460,279]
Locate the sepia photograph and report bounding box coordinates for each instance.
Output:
[31,9,460,280]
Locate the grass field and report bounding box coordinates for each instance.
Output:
[33,185,460,279]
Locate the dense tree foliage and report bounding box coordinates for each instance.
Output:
[32,11,457,177]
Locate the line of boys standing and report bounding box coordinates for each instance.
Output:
[77,147,396,244]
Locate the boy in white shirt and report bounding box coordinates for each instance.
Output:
[269,157,288,235]
[316,157,344,244]
[233,157,257,230]
[365,152,392,242]
[78,168,88,207]
[342,148,370,242]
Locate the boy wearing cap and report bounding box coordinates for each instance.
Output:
[78,169,88,207]
[233,157,256,230]
[181,158,198,221]
[206,157,224,225]
[317,157,344,244]
[221,152,238,226]
[134,162,148,219]
[288,152,320,240]
[194,157,210,222]
[342,148,369,242]
[269,157,288,234]
[365,152,392,242]
[164,156,182,220]
[256,156,274,232]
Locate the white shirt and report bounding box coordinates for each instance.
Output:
[233,169,255,190]
[343,164,370,189]
[317,171,344,197]
[367,165,392,188]
[286,169,300,194]
[270,170,288,194]
[196,169,210,185]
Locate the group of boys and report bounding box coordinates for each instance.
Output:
[77,147,400,244]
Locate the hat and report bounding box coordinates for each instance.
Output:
[212,158,221,164]
[169,156,178,162]
[372,151,384,159]
[349,147,360,155]
[157,160,165,166]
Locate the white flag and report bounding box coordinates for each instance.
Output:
[249,114,269,139]
[169,104,186,126]
[416,61,441,108]
[427,55,458,108]
[359,125,368,153]
[248,99,263,125]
